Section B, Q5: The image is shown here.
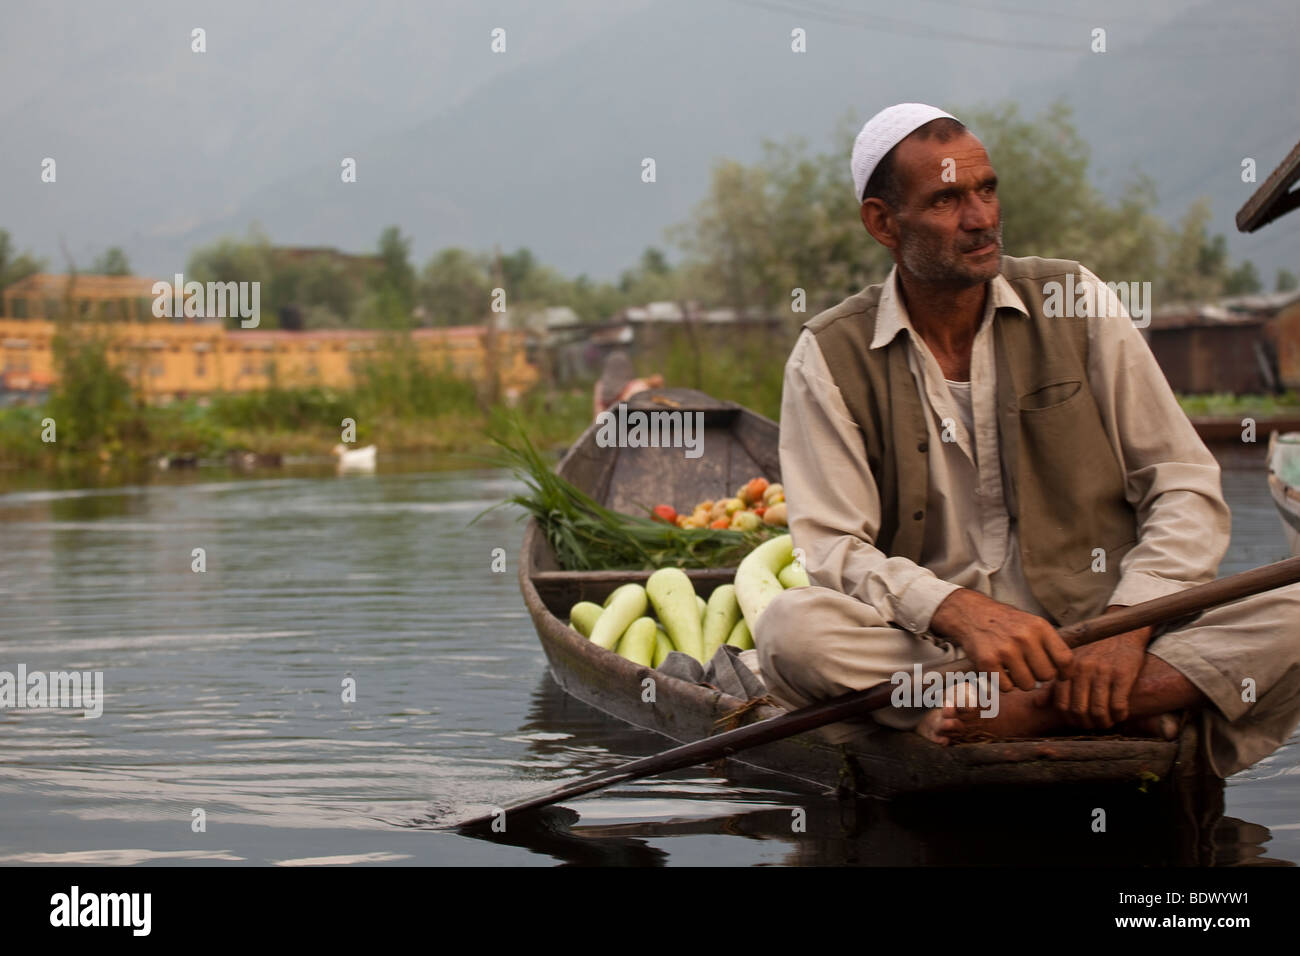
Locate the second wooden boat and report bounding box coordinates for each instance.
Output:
[1268,431,1300,557]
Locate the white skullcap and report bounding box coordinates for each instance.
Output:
[851,102,959,203]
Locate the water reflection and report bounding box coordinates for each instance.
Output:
[466,673,1288,867]
[0,444,1294,866]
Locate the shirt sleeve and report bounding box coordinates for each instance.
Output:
[1079,266,1232,607]
[780,330,961,637]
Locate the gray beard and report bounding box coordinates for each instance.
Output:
[900,220,1004,289]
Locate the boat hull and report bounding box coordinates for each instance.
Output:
[1268,433,1300,557]
[517,388,1211,801]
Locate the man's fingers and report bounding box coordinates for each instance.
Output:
[968,651,1006,693]
[1089,671,1112,729]
[1111,672,1132,724]
[1070,671,1092,728]
[1002,653,1037,692]
[1021,637,1057,683]
[1044,629,1074,677]
[1053,676,1071,713]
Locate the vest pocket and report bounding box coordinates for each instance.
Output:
[1051,539,1137,621]
[1014,379,1136,619]
[1018,379,1082,411]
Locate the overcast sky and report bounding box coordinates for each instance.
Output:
[2,0,1296,284]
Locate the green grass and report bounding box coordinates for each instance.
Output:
[0,323,800,483]
[1176,391,1300,418]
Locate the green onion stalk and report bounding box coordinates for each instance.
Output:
[475,416,780,571]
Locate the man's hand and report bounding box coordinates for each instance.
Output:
[929,588,1073,692]
[1044,606,1152,729]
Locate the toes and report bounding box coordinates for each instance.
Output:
[1157,713,1179,740]
[915,709,946,744]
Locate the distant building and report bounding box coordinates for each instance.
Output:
[1232,135,1300,392]
[0,272,537,400]
[1,273,161,322]
[528,301,789,386]
[1147,291,1300,394]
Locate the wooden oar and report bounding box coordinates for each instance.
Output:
[450,554,1300,833]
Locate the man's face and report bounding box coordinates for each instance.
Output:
[889,131,1002,289]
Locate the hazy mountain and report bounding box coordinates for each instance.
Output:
[1019,0,1300,283]
[2,0,1294,286]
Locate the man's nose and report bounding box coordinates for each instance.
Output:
[960,193,997,232]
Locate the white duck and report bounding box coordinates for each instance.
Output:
[332,443,377,473]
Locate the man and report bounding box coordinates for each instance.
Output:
[752,103,1300,776]
[592,351,664,419]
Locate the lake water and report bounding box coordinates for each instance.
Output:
[0,444,1296,866]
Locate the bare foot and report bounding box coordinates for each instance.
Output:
[917,689,1185,745]
[917,681,1060,746]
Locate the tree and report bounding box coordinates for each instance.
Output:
[296,256,357,325]
[499,247,536,302]
[91,247,131,275]
[368,226,416,323]
[669,98,1261,315]
[1223,260,1262,296]
[1277,269,1298,293]
[671,157,787,312]
[0,229,45,316]
[418,248,492,326]
[1161,201,1228,304]
[641,247,670,276]
[187,228,275,327]
[616,247,685,307]
[46,328,138,457]
[568,273,628,324]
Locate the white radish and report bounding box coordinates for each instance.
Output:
[701,584,741,663]
[616,617,657,667]
[569,601,604,638]
[726,618,753,650]
[646,568,704,662]
[778,561,810,589]
[652,627,675,668]
[590,583,648,650]
[735,534,793,631]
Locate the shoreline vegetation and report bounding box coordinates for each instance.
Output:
[3,99,1296,492]
[2,323,1297,494]
[0,325,797,490]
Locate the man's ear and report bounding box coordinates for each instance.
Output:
[860,198,899,251]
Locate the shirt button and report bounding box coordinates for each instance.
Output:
[917,441,928,453]
[913,510,924,520]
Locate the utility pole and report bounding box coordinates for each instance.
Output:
[482,245,503,409]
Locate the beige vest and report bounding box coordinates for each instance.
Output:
[803,255,1137,626]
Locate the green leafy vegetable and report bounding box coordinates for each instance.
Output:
[478,417,778,570]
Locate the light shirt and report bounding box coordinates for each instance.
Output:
[779,264,1232,641]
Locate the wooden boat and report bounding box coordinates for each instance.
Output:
[518,387,1213,804]
[1268,431,1300,557]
